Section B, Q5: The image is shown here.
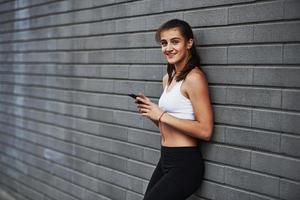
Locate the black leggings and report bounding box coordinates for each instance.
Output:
[143,146,204,200]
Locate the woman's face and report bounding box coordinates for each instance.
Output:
[160,28,193,66]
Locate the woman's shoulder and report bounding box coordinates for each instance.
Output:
[185,67,207,84]
[162,73,169,89]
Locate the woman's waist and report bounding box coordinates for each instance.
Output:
[160,124,198,145]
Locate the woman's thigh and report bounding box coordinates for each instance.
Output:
[143,166,203,200]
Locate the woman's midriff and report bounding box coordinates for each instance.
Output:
[159,122,198,147]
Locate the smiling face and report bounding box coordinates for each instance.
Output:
[160,28,193,68]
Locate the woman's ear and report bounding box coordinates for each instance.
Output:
[187,38,194,49]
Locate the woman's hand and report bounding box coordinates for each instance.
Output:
[135,93,164,122]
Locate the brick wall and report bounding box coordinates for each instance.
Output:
[0,0,299,200]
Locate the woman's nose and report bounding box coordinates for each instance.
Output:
[166,43,173,51]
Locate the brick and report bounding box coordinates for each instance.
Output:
[110,141,144,161]
[146,12,183,30]
[145,49,165,63]
[281,112,300,135]
[99,0,163,20]
[282,89,300,111]
[97,181,127,200]
[128,128,160,149]
[228,1,284,24]
[54,177,86,199]
[83,189,111,200]
[214,105,252,127]
[128,65,163,81]
[100,65,129,79]
[250,193,278,200]
[253,67,300,87]
[226,127,280,152]
[72,171,100,195]
[114,80,145,95]
[71,131,113,152]
[88,50,114,64]
[101,123,128,141]
[226,87,281,108]
[90,20,116,35]
[284,0,300,19]
[228,45,282,64]
[252,109,281,132]
[195,25,253,45]
[251,151,300,181]
[126,159,154,180]
[116,17,146,32]
[225,167,279,196]
[198,47,227,64]
[83,79,115,93]
[202,66,253,85]
[143,147,160,165]
[281,134,300,157]
[145,82,163,97]
[99,152,127,172]
[163,0,254,11]
[126,190,144,200]
[87,107,114,123]
[204,162,225,183]
[72,145,100,163]
[0,1,14,13]
[198,180,252,200]
[254,22,300,43]
[52,164,73,182]
[71,119,100,136]
[197,180,218,199]
[113,111,143,128]
[114,49,146,63]
[284,44,300,64]
[111,170,144,193]
[209,85,227,104]
[85,34,153,49]
[72,0,112,9]
[184,7,228,27]
[280,179,300,200]
[201,143,251,168]
[74,93,126,109]
[142,116,159,132]
[209,125,226,143]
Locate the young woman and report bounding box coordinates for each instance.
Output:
[135,19,214,200]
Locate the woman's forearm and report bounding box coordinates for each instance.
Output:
[160,113,213,141]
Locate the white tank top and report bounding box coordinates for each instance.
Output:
[158,80,195,120]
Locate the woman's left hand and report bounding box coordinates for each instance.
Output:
[135,93,164,122]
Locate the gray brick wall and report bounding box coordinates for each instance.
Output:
[0,0,299,200]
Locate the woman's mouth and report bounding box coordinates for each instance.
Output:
[166,53,176,58]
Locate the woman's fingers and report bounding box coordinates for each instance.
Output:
[137,105,151,111]
[138,92,150,101]
[136,97,150,105]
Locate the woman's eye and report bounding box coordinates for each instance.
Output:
[161,42,167,46]
[172,40,179,45]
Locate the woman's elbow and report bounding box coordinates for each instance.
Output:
[201,125,214,141]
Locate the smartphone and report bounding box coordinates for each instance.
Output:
[128,93,143,104]
[128,93,138,99]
